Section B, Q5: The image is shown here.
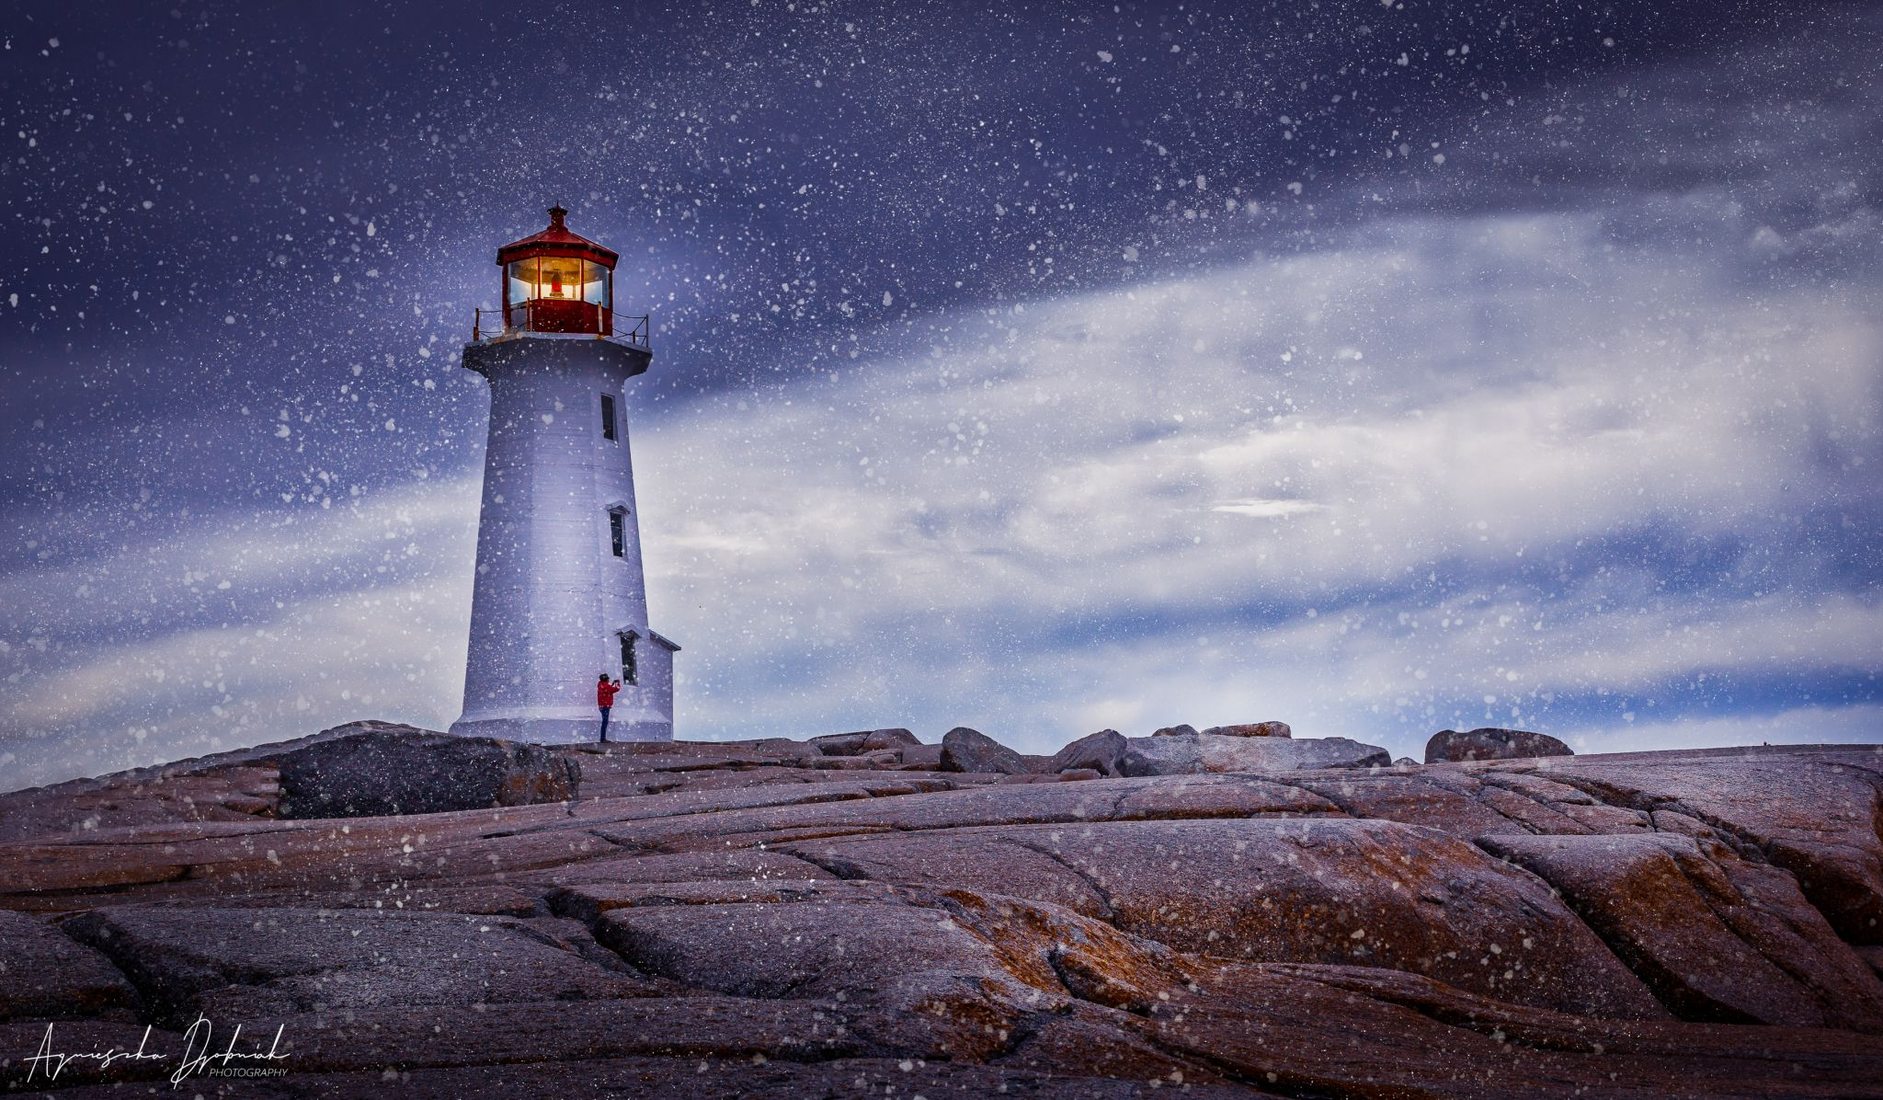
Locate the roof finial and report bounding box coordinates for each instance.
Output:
[547,203,568,228]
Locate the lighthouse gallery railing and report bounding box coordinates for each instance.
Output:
[472,303,650,349]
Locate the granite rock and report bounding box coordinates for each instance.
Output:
[277,730,578,819]
[5,735,1883,1097]
[1122,732,1390,776]
[1046,729,1128,776]
[939,727,1030,775]
[1426,726,1573,763]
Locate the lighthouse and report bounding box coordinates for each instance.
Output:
[449,206,678,744]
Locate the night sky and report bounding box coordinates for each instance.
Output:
[4,1,1879,790]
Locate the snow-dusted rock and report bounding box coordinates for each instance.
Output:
[1426,726,1572,763]
[1122,733,1389,776]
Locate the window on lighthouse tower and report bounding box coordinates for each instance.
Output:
[608,507,627,558]
[600,394,618,441]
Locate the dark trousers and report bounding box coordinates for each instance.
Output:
[599,706,612,741]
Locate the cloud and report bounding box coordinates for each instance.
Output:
[1210,500,1325,519]
[625,204,1880,756]
[5,14,1881,789]
[7,197,1878,788]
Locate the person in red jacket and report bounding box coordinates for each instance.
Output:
[596,674,621,742]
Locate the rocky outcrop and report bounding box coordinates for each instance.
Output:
[938,726,1030,775]
[785,818,1665,1019]
[4,730,1882,1096]
[276,730,579,819]
[1150,723,1199,737]
[1122,732,1391,776]
[1480,832,1883,1030]
[1426,726,1573,763]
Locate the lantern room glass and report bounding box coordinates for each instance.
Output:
[506,258,611,310]
[581,260,610,308]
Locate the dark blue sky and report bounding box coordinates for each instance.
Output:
[3,1,1879,788]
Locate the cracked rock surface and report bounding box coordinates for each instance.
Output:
[3,724,1882,1097]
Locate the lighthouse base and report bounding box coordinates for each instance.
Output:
[448,708,673,746]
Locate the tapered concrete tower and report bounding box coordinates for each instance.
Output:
[450,206,678,744]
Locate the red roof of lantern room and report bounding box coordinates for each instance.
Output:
[496,205,619,269]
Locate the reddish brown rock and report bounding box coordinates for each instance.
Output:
[1536,748,1883,944]
[1200,721,1292,738]
[7,737,1883,1098]
[787,817,1666,1020]
[1479,832,1883,1029]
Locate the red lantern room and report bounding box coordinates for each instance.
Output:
[490,205,618,337]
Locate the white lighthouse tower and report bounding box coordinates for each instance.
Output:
[449,206,678,744]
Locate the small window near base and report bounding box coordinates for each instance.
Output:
[600,394,618,441]
[619,633,638,685]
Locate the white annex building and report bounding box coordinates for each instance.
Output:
[449,206,678,744]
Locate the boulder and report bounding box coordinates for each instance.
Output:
[862,727,920,752]
[277,731,578,819]
[1122,733,1390,776]
[809,728,920,756]
[1426,727,1572,764]
[1046,729,1127,776]
[1201,735,1389,774]
[1121,733,1203,775]
[1393,757,1420,767]
[807,731,870,755]
[1151,723,1200,738]
[1200,721,1292,739]
[939,727,1030,775]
